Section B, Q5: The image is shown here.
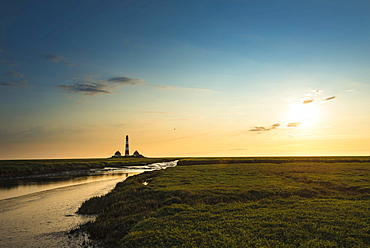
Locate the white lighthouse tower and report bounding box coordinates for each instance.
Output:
[125,135,130,156]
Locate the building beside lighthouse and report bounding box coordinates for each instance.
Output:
[112,135,144,158]
[113,151,121,157]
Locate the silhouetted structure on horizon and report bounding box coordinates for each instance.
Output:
[133,150,144,158]
[111,135,145,158]
[125,135,129,156]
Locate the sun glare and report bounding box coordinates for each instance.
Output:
[288,102,320,128]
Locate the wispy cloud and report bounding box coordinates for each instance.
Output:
[0,124,83,144]
[0,80,27,87]
[0,58,19,66]
[229,148,249,151]
[303,99,314,104]
[249,89,337,133]
[287,122,302,128]
[289,89,337,106]
[5,70,24,77]
[43,53,75,66]
[250,123,280,132]
[59,76,143,95]
[148,85,174,90]
[323,96,336,102]
[148,84,213,92]
[142,111,171,114]
[249,126,270,132]
[59,81,110,94]
[107,76,143,86]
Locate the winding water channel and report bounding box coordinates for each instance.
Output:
[0,161,177,248]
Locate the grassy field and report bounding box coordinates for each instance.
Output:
[78,157,370,247]
[0,157,176,179]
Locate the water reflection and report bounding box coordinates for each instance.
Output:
[0,168,145,201]
[0,176,132,248]
[0,160,178,201]
[0,161,178,247]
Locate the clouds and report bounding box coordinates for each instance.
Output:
[323,96,336,102]
[142,111,171,114]
[59,76,143,95]
[290,89,337,106]
[147,84,213,93]
[43,53,75,66]
[302,95,337,105]
[249,126,270,132]
[59,81,110,95]
[5,71,24,77]
[249,89,337,134]
[0,80,27,87]
[250,123,280,132]
[1,52,75,88]
[249,122,303,133]
[286,122,301,128]
[107,76,143,86]
[0,58,19,66]
[303,99,314,104]
[0,70,27,87]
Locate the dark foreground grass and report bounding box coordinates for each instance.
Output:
[78,157,370,247]
[0,157,175,179]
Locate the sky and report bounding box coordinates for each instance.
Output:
[1,0,370,159]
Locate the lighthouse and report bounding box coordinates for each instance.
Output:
[111,135,144,158]
[125,135,130,156]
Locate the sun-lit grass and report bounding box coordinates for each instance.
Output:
[78,157,370,247]
[0,157,176,178]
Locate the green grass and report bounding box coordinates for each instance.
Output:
[0,157,176,178]
[78,157,370,247]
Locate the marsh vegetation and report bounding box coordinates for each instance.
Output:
[0,157,176,179]
[78,157,370,247]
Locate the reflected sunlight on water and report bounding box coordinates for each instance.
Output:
[0,168,143,247]
[0,161,178,247]
[0,169,145,201]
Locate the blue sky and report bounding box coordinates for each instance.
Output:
[1,0,370,159]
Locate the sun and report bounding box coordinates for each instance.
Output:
[288,102,320,128]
